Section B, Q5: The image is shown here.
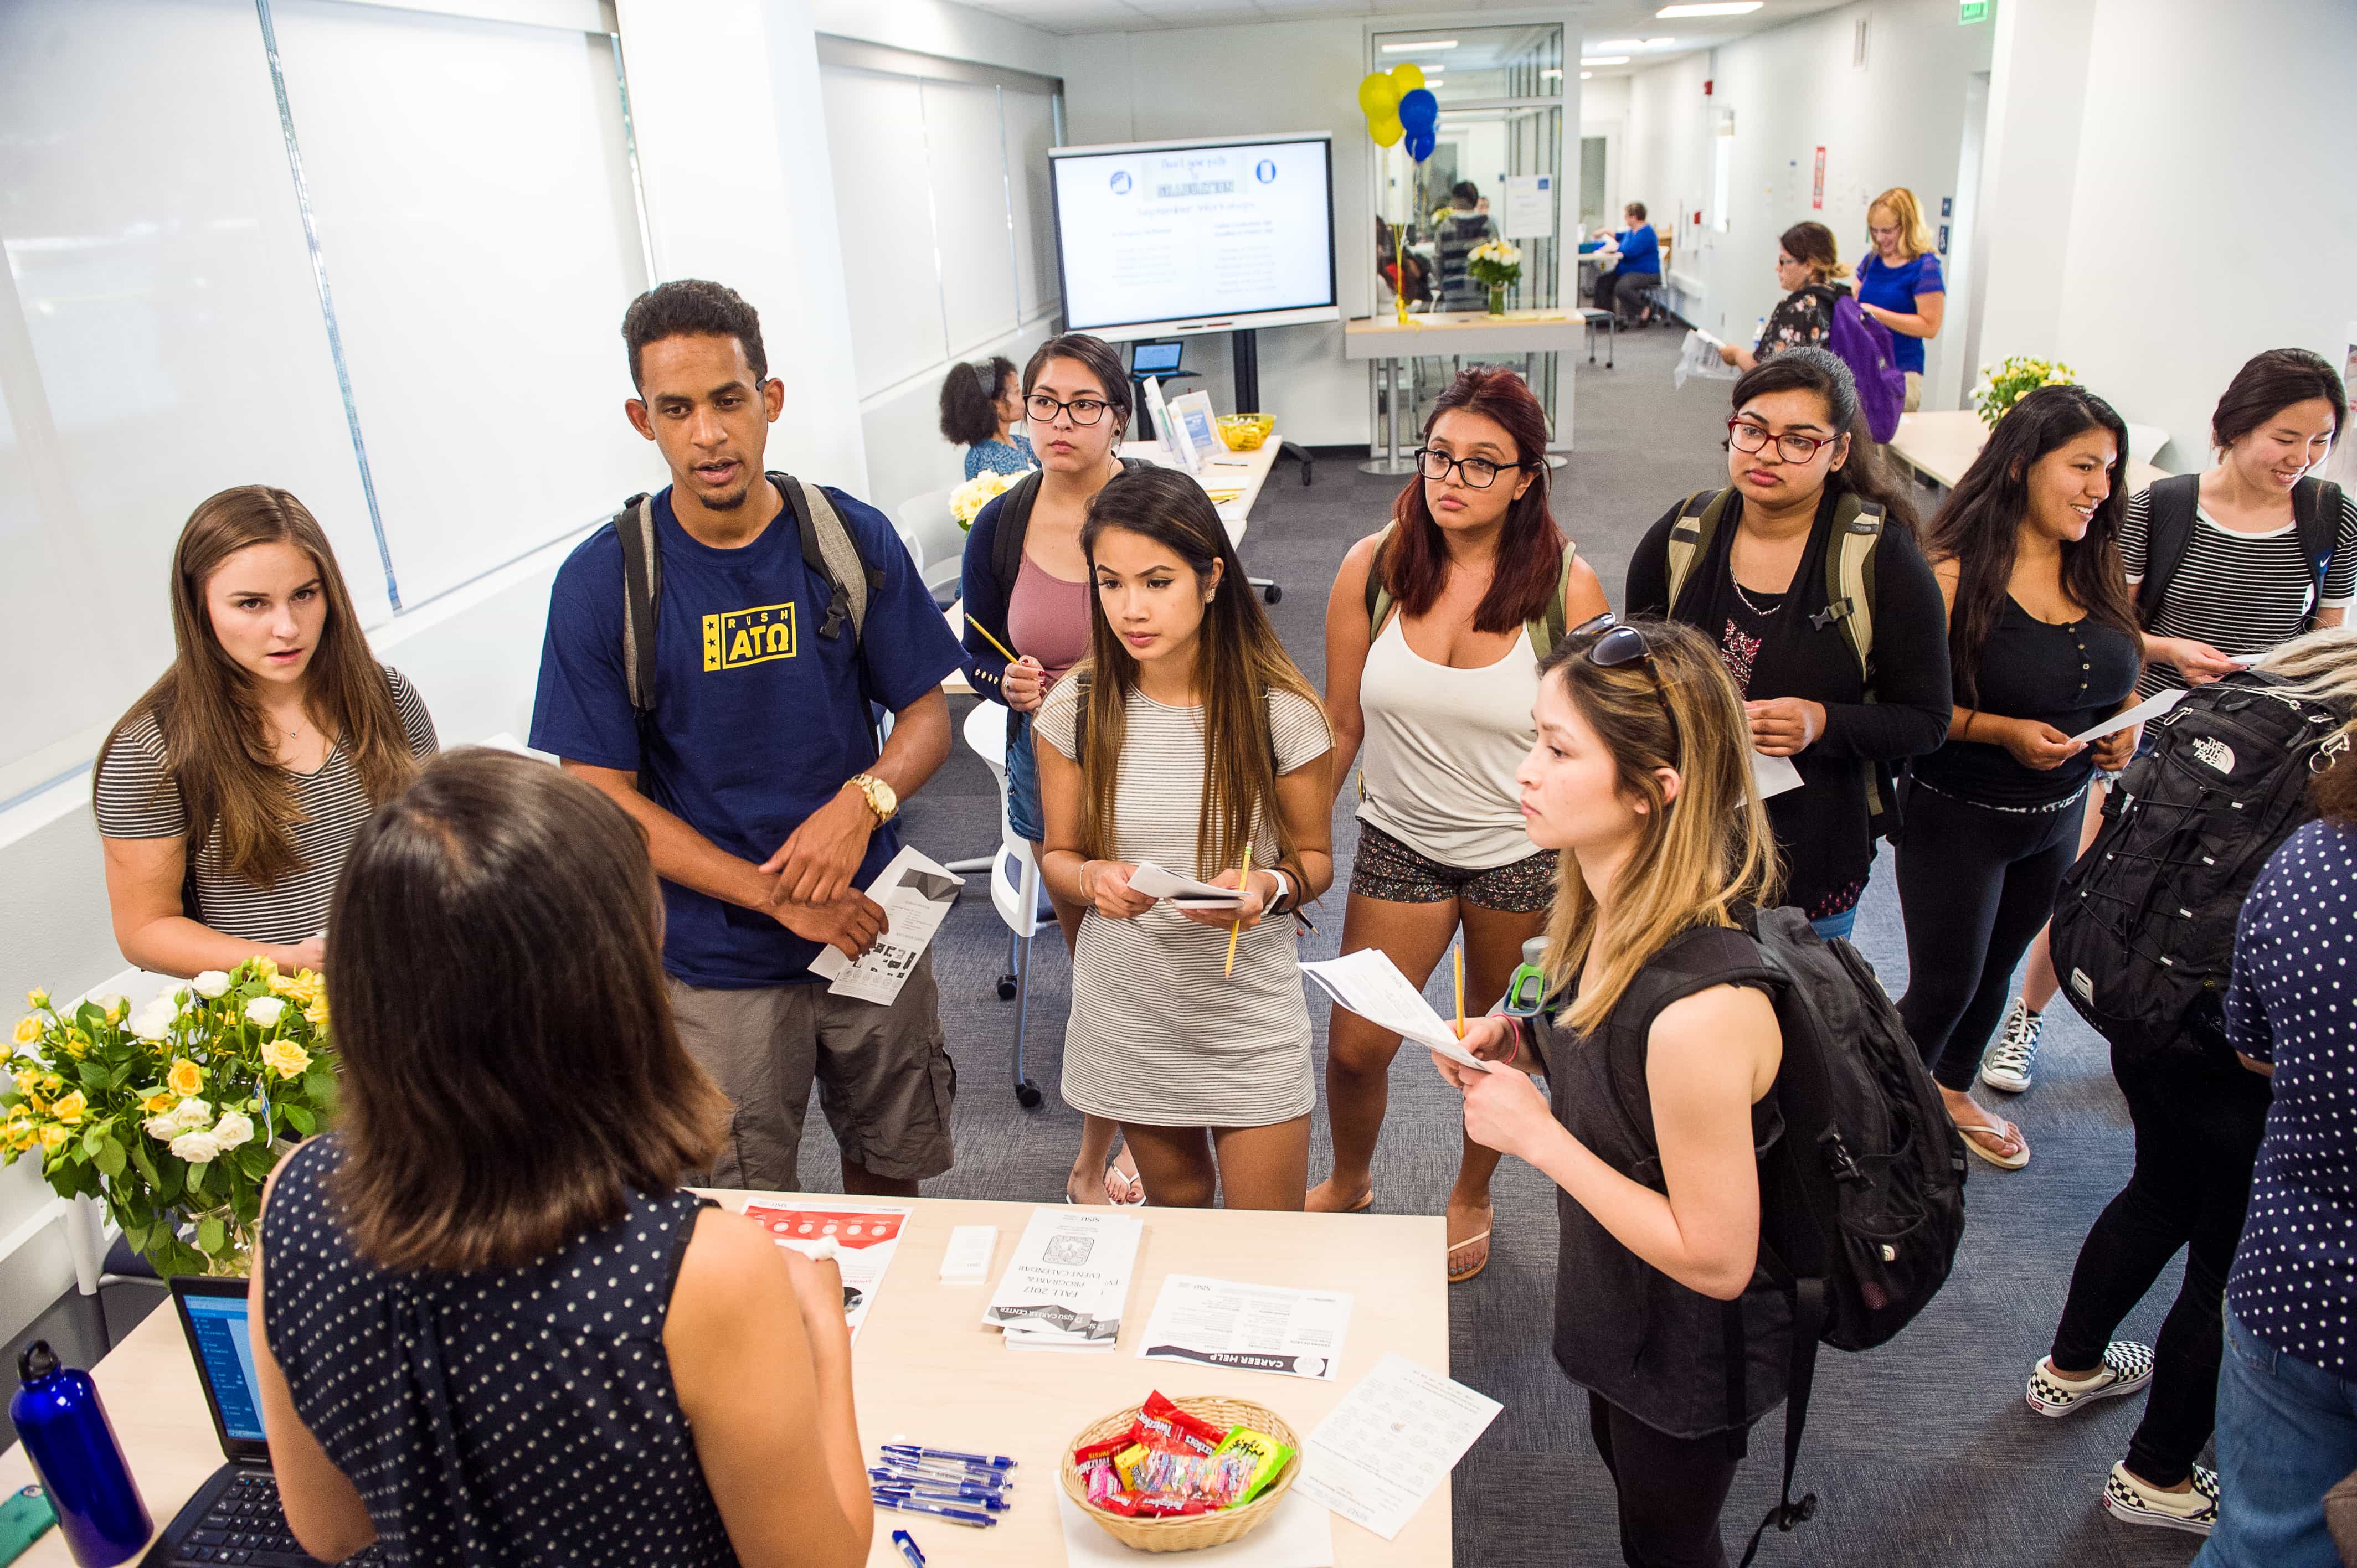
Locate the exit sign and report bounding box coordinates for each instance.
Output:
[1959,1,1990,20]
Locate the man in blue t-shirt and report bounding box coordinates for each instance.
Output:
[1592,200,1663,326]
[531,279,965,1195]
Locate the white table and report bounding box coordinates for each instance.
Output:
[1887,409,2166,494]
[1345,311,1592,474]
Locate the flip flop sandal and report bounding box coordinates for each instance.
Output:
[1344,1193,1372,1214]
[1447,1229,1491,1284]
[1955,1111,2030,1170]
[1111,1171,1147,1208]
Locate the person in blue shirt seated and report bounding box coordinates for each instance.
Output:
[532,278,966,1197]
[940,354,1035,481]
[1591,201,1663,327]
[1855,187,1946,411]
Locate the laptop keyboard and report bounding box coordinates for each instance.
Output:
[172,1472,317,1566]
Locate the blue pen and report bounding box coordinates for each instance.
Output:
[872,1462,1012,1492]
[892,1529,926,1568]
[874,1484,1009,1512]
[882,1443,1019,1471]
[872,1494,998,1529]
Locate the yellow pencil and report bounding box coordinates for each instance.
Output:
[1226,845,1253,978]
[1453,940,1466,1040]
[965,615,1020,667]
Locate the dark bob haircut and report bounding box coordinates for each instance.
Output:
[326,749,729,1273]
[940,355,1016,447]
[1023,332,1133,422]
[621,278,766,393]
[2211,347,2348,452]
[1384,365,1565,636]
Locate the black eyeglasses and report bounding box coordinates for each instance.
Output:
[1572,613,1680,749]
[1415,448,1533,488]
[1726,416,1837,465]
[1027,393,1112,426]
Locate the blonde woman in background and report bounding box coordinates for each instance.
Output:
[1721,221,1849,373]
[1855,188,1946,411]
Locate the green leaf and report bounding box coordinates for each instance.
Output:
[74,1002,104,1034]
[130,1140,161,1190]
[185,1158,209,1200]
[93,1138,125,1179]
[76,1061,109,1090]
[237,1142,272,1182]
[280,1104,316,1137]
[156,1157,184,1204]
[195,1216,226,1256]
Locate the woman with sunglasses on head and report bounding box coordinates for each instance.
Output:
[1896,385,2145,1172]
[1033,466,1334,1210]
[1309,367,1608,1283]
[1435,616,1788,1566]
[1628,348,1951,946]
[959,333,1151,1207]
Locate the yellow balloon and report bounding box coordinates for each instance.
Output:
[1368,115,1405,148]
[1357,71,1399,120]
[1390,61,1426,95]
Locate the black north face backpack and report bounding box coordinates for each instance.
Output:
[2051,671,2353,1061]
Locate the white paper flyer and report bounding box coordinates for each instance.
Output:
[1294,1353,1502,1540]
[983,1206,1143,1351]
[807,845,963,1005]
[1299,950,1496,1075]
[740,1203,911,1345]
[1138,1275,1353,1381]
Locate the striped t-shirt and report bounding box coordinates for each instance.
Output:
[2122,485,2357,697]
[94,667,438,944]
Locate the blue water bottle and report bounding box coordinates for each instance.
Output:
[9,1341,150,1566]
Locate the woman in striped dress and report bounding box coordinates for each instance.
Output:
[96,486,438,978]
[1035,467,1334,1209]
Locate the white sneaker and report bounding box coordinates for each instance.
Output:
[2101,1461,2219,1536]
[1980,998,2045,1094]
[2026,1342,2155,1417]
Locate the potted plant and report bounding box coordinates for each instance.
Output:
[1466,239,1524,318]
[1974,355,2078,427]
[4,957,338,1276]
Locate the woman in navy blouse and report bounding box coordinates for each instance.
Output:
[2200,710,2357,1567]
[1855,188,1945,412]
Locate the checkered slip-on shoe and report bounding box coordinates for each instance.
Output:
[2101,1462,2219,1536]
[2026,1342,2155,1417]
[1980,998,2045,1094]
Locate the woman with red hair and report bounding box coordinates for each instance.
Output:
[1308,367,1608,1282]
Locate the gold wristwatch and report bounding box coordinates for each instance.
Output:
[846,772,898,824]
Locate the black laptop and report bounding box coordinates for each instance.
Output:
[138,1276,325,1567]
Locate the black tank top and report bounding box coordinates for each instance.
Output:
[1539,926,1795,1439]
[260,1136,739,1567]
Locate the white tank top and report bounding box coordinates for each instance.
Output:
[1356,615,1542,870]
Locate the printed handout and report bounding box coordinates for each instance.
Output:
[807,845,963,1005]
[1138,1275,1354,1381]
[1299,950,1495,1075]
[742,1204,910,1345]
[1126,860,1246,906]
[1294,1353,1503,1540]
[984,1206,1143,1352]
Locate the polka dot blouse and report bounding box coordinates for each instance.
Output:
[260,1136,739,1566]
[2225,819,2357,1377]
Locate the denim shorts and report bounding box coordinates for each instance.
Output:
[1004,708,1046,845]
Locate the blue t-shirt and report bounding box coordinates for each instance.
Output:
[1854,251,1945,374]
[964,434,1035,481]
[1613,225,1660,275]
[529,482,963,989]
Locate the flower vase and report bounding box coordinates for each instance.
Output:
[1485,285,1507,318]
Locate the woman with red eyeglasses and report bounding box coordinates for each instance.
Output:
[1627,347,1951,944]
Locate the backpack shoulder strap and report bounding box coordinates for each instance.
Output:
[1529,538,1583,661]
[1665,489,1731,615]
[991,469,1047,601]
[614,493,658,718]
[2294,478,2346,621]
[2136,472,2204,625]
[1363,520,1400,636]
[1812,493,1883,686]
[774,473,877,644]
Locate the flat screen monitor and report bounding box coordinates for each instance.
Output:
[1049,133,1339,344]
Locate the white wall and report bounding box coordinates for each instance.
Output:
[1617,0,1993,405]
[810,0,1060,78]
[1975,0,2357,470]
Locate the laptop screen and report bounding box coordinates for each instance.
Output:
[1130,341,1183,375]
[182,1289,267,1446]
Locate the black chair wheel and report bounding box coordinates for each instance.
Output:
[1263,584,1283,605]
[1015,1081,1043,1109]
[996,975,1017,1000]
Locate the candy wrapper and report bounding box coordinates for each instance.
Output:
[1132,1390,1227,1458]
[1211,1426,1295,1507]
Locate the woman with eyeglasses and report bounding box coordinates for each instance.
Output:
[1855,188,1945,412]
[959,332,1149,1207]
[1628,348,1950,945]
[1718,221,1847,374]
[1309,367,1608,1283]
[1896,385,2145,1172]
[1434,615,1789,1566]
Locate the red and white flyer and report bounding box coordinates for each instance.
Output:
[741,1204,913,1344]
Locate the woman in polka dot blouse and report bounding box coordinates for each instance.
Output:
[245,750,873,1567]
[2199,717,2357,1568]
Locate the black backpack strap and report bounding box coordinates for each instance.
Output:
[2135,473,2202,627]
[774,472,878,644]
[614,493,658,719]
[2294,478,2346,627]
[1736,1275,1828,1567]
[991,470,1046,605]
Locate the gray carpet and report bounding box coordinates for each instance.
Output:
[837,327,2200,1567]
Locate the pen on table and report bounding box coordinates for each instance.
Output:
[871,1461,1012,1491]
[871,1467,1011,1495]
[872,1494,999,1528]
[880,1442,1019,1471]
[874,1484,1010,1511]
[1453,938,1466,1039]
[893,1530,927,1568]
[1226,843,1253,977]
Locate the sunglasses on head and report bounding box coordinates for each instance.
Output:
[1570,614,1680,750]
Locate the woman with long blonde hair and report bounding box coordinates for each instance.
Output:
[1035,466,1334,1209]
[1856,187,1946,410]
[95,486,438,977]
[1435,615,1788,1564]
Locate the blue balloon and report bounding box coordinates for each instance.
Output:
[1406,127,1436,162]
[1397,87,1439,133]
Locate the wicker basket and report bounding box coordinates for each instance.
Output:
[1057,1395,1302,1554]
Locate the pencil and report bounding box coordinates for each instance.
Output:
[1226,845,1253,978]
[1453,940,1465,1040]
[965,615,1020,667]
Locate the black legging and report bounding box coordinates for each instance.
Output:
[1588,1392,1744,1567]
[1893,778,2083,1091]
[2049,1040,2272,1487]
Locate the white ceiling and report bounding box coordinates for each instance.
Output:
[954,0,1849,78]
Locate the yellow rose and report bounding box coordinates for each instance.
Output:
[167,1058,204,1099]
[25,989,48,1010]
[141,1091,176,1115]
[262,1039,312,1080]
[304,999,330,1030]
[4,1119,33,1151]
[13,1018,37,1046]
[58,1036,85,1060]
[49,1091,84,1125]
[38,1126,68,1153]
[42,1074,62,1095]
[13,1069,38,1097]
[250,956,278,982]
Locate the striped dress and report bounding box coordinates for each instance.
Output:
[94,667,438,943]
[1035,679,1331,1128]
